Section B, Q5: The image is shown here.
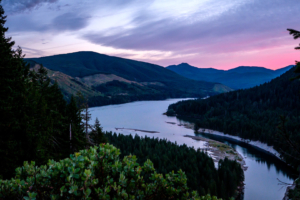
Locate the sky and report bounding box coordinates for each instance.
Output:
[2,0,300,70]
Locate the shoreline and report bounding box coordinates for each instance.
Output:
[184,135,247,171]
[114,124,247,171]
[181,123,297,200]
[115,128,159,133]
[283,178,298,200]
[163,121,247,170]
[183,123,282,161]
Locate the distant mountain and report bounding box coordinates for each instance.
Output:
[166,63,294,90]
[25,52,232,106]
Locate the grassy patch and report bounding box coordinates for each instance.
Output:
[208,141,237,155]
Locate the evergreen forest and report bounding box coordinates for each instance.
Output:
[0,3,87,178]
[105,132,244,199]
[167,67,300,168]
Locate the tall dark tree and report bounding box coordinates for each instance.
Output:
[0,1,88,178]
[288,29,300,80]
[0,0,32,178]
[282,28,300,199]
[66,95,87,153]
[90,118,107,145]
[281,29,300,161]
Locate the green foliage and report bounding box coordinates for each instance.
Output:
[106,132,244,199]
[0,144,221,200]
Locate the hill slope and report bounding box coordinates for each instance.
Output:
[167,63,293,89]
[167,67,300,168]
[25,52,232,106]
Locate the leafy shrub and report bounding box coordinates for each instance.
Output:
[0,144,221,200]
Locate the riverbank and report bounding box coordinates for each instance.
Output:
[90,98,294,200]
[182,123,282,160]
[283,178,298,200]
[164,122,247,170]
[184,135,247,170]
[181,122,297,200]
[115,128,159,133]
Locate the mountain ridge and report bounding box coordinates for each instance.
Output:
[25,52,232,107]
[167,63,294,89]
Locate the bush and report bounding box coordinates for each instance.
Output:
[0,144,221,200]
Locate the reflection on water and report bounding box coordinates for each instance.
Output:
[190,127,296,200]
[90,98,295,200]
[194,132,296,178]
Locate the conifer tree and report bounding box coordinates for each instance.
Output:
[0,0,32,178]
[0,1,88,178]
[90,117,107,145]
[66,95,87,153]
[288,28,300,80]
[76,92,92,143]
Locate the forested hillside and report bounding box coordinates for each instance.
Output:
[167,63,293,89]
[167,67,300,168]
[25,52,232,107]
[105,132,244,199]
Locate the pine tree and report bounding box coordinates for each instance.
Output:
[0,1,88,178]
[66,95,87,153]
[0,0,32,178]
[90,117,107,145]
[76,92,92,143]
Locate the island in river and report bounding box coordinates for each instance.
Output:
[164,121,247,170]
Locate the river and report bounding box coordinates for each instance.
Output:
[89,98,295,200]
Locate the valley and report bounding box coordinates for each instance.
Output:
[25,52,232,107]
[2,0,300,199]
[89,98,295,200]
[26,51,299,199]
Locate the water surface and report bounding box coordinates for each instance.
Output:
[90,98,295,200]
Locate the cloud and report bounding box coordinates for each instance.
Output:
[82,0,300,56]
[21,46,45,57]
[2,0,58,14]
[4,0,143,33]
[51,12,90,31]
[7,12,90,33]
[3,0,299,69]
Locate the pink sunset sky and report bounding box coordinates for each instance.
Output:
[3,0,300,70]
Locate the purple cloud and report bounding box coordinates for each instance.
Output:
[82,0,300,55]
[51,12,90,31]
[2,0,58,14]
[7,12,90,33]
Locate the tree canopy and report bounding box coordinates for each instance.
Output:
[0,0,87,179]
[106,132,244,199]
